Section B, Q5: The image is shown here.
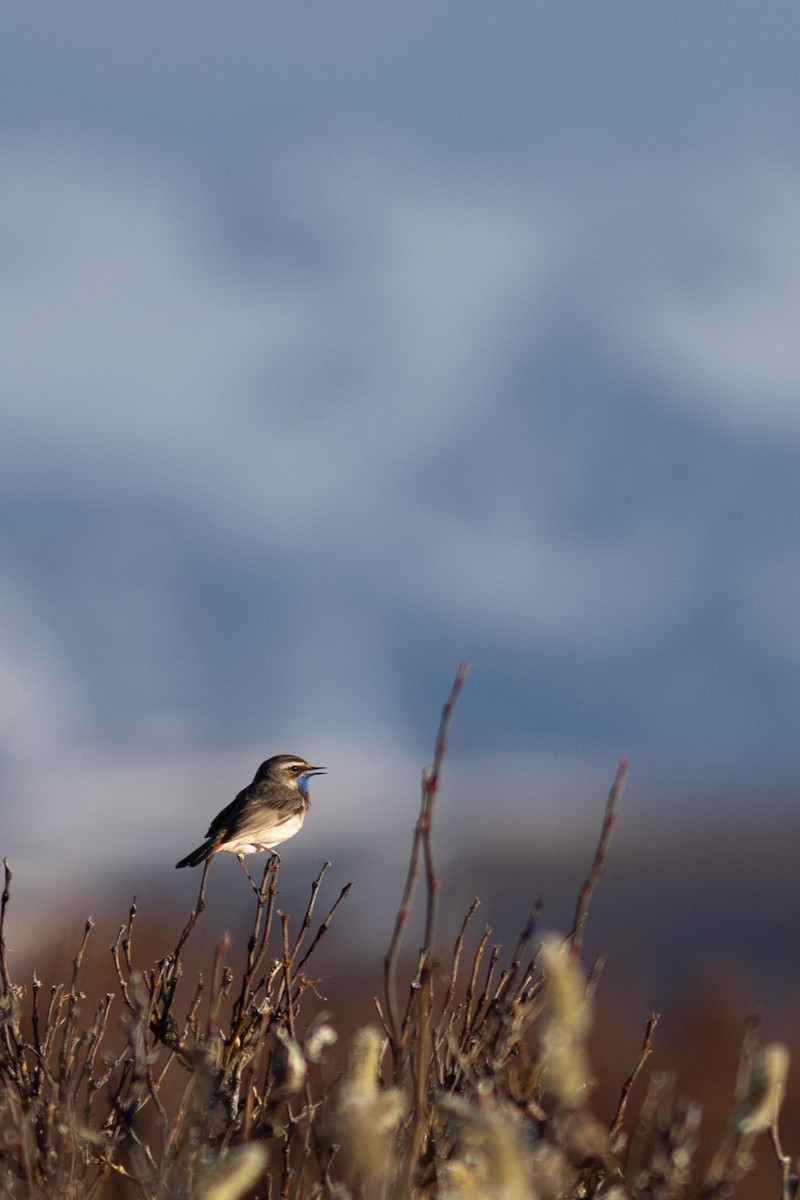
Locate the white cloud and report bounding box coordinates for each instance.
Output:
[2,137,800,819]
[598,162,800,438]
[735,549,800,668]
[0,574,83,757]
[0,143,317,493]
[405,508,701,650]
[0,143,568,585]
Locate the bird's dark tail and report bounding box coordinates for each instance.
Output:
[175,841,215,869]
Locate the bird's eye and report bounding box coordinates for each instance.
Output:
[290,764,301,773]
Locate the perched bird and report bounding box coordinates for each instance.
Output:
[175,754,325,869]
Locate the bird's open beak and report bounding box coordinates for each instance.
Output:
[306,766,326,776]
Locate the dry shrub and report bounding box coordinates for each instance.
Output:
[0,665,796,1198]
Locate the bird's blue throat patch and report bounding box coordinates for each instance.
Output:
[297,776,311,797]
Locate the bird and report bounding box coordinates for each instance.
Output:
[175,754,325,869]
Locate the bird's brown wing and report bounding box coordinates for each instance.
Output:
[204,781,307,843]
[202,783,252,842]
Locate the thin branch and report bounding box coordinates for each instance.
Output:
[493,898,542,1007]
[568,755,628,957]
[292,882,352,981]
[383,661,469,1048]
[0,859,12,994]
[58,917,95,1081]
[421,660,469,957]
[153,858,211,1044]
[228,858,280,1048]
[173,858,212,966]
[443,898,480,1013]
[0,859,19,1074]
[291,861,331,960]
[280,913,296,1039]
[609,1012,659,1145]
[459,925,491,1051]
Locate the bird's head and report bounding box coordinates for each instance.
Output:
[256,754,326,793]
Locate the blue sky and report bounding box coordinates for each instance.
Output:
[2,2,800,889]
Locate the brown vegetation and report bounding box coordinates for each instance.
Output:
[0,665,796,1198]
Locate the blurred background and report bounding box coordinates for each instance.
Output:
[2,2,800,1179]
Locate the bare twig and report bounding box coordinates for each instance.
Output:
[228,857,280,1049]
[494,898,542,1007]
[0,859,19,1075]
[383,661,469,1049]
[0,859,12,994]
[291,861,331,960]
[174,857,212,962]
[149,859,212,1056]
[609,1011,659,1146]
[459,925,491,1051]
[568,755,628,957]
[58,917,95,1081]
[280,913,296,1039]
[443,897,481,1013]
[292,882,352,981]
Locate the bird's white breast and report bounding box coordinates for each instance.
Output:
[221,811,306,855]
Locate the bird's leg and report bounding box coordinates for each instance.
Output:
[236,853,260,893]
[266,851,283,887]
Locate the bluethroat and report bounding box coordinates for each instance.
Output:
[175,754,325,869]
